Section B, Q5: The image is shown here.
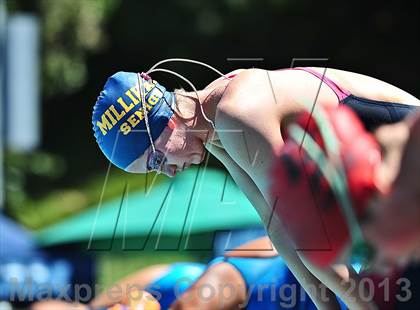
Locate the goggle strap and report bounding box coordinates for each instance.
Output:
[147,58,232,81]
[147,67,216,130]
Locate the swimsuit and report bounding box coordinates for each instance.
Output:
[208,256,346,309]
[290,67,418,130]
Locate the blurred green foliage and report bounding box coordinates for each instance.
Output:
[40,0,119,96]
[7,0,120,96]
[6,151,66,206]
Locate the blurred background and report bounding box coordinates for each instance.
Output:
[0,0,419,308]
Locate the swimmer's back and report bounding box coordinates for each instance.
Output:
[307,67,420,105]
[221,67,419,111]
[215,67,420,142]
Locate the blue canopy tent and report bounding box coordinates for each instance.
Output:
[0,213,38,260]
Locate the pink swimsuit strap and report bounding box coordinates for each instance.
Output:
[289,67,351,102]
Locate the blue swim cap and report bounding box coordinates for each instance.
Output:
[92,72,175,170]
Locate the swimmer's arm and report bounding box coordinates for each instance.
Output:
[206,142,274,224]
[207,143,341,310]
[299,257,378,310]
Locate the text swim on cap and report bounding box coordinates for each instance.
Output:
[92,71,175,170]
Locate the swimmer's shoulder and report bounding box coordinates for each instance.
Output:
[218,68,274,111]
[216,68,284,127]
[203,68,247,90]
[214,69,283,165]
[221,68,266,99]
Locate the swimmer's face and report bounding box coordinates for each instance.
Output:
[126,116,205,177]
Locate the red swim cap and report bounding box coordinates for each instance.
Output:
[271,105,381,267]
